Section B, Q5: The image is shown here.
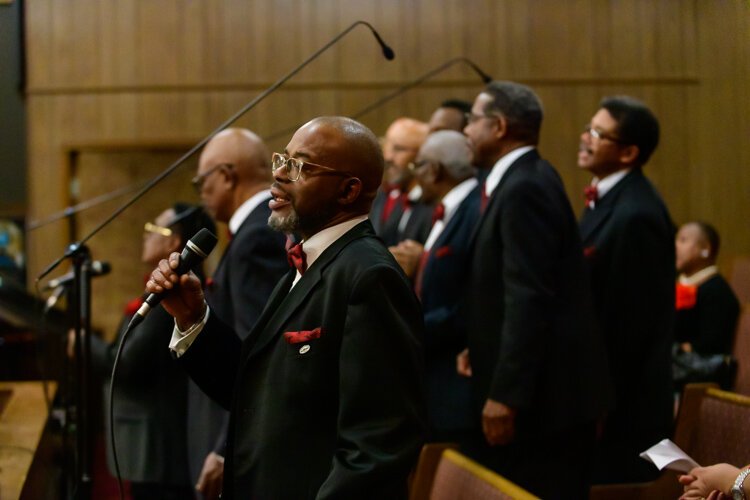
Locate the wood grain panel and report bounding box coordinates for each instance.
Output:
[23,0,750,295]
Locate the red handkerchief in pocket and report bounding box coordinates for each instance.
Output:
[434,246,453,258]
[283,327,323,344]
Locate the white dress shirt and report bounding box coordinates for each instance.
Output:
[423,177,478,251]
[484,145,535,198]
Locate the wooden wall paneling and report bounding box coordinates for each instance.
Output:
[73,148,200,341]
[22,0,750,292]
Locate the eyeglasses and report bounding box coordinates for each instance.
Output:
[191,163,232,192]
[144,222,172,237]
[408,159,431,171]
[464,111,499,125]
[271,153,353,182]
[583,125,623,144]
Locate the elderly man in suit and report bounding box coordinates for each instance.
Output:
[147,117,427,499]
[391,130,480,442]
[459,81,612,499]
[188,128,288,499]
[578,96,675,484]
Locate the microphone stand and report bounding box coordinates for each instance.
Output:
[263,56,492,143]
[33,20,395,500]
[67,244,94,499]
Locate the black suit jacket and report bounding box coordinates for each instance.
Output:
[91,306,191,486]
[464,149,612,438]
[180,220,427,499]
[419,186,480,434]
[187,200,288,484]
[370,187,433,246]
[675,274,740,355]
[579,169,675,438]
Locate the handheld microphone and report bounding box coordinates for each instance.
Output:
[129,228,218,329]
[43,260,111,291]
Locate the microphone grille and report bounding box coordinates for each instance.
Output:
[190,228,219,255]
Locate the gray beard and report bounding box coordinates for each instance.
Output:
[268,210,300,233]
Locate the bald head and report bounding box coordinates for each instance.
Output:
[303,117,384,204]
[201,128,270,182]
[382,117,429,189]
[197,127,271,222]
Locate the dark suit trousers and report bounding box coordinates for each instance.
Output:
[461,421,596,500]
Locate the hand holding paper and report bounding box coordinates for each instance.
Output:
[640,438,701,473]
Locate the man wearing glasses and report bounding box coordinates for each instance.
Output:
[578,96,675,485]
[188,128,288,499]
[459,81,612,499]
[147,117,426,499]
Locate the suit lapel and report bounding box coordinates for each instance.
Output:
[243,221,373,359]
[468,150,536,246]
[579,169,639,242]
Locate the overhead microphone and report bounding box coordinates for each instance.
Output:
[43,260,111,291]
[367,25,395,60]
[351,56,492,120]
[263,56,492,142]
[36,20,395,283]
[128,228,218,330]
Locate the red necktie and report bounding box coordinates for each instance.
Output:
[431,203,445,226]
[584,185,598,207]
[414,250,431,301]
[480,183,489,214]
[287,243,307,275]
[381,188,402,223]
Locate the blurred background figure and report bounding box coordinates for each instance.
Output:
[390,130,480,442]
[673,221,741,390]
[370,117,432,247]
[88,203,215,500]
[675,221,741,355]
[427,99,472,133]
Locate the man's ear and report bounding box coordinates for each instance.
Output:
[339,177,363,205]
[494,115,508,141]
[429,162,443,183]
[619,145,640,166]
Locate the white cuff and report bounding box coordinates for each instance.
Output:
[168,306,210,357]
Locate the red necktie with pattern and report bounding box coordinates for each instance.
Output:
[287,243,307,275]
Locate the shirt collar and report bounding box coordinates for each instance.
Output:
[408,184,423,202]
[441,177,479,224]
[485,146,535,197]
[228,189,272,235]
[299,216,368,271]
[678,265,719,286]
[591,168,632,203]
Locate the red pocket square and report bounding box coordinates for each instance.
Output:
[283,327,323,344]
[583,245,596,258]
[434,246,453,258]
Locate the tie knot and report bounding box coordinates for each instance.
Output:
[432,203,446,225]
[287,243,307,275]
[584,185,599,205]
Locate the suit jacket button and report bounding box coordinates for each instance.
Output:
[299,344,311,354]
